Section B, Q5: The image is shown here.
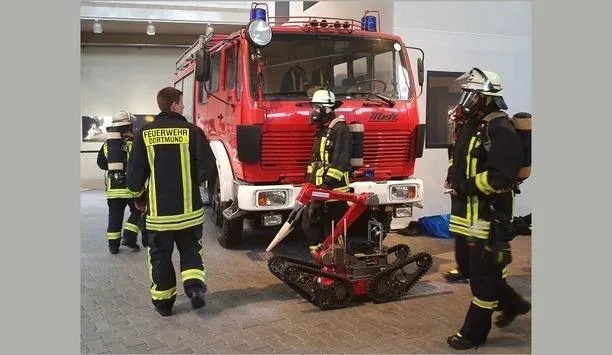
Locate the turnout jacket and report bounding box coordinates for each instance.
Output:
[305,116,352,192]
[126,111,215,231]
[448,110,523,239]
[97,139,133,199]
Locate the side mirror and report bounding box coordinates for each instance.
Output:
[195,49,210,82]
[417,58,424,87]
[406,46,425,98]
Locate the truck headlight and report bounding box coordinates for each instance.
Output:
[256,190,288,207]
[389,184,418,201]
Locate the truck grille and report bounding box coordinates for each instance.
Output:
[261,130,412,172]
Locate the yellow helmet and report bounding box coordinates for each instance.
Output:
[456,67,503,97]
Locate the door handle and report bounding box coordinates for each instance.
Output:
[217,113,223,120]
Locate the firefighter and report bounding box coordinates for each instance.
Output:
[445,68,531,350]
[301,89,352,254]
[96,109,143,254]
[126,87,215,317]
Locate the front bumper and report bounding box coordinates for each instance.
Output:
[235,178,424,212]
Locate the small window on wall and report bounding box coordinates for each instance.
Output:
[425,71,464,148]
[209,51,221,93]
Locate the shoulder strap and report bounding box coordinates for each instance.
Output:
[328,115,345,129]
[482,111,508,123]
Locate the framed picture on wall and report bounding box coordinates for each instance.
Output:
[82,115,112,142]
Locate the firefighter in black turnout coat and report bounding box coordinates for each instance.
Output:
[301,89,352,254]
[445,68,531,350]
[126,87,215,317]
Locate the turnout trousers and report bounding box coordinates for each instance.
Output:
[146,225,207,309]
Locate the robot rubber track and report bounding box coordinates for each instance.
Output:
[267,245,433,310]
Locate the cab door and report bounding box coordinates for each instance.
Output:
[219,41,242,143]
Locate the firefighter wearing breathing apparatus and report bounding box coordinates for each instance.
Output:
[97,109,144,254]
[445,68,531,350]
[301,89,352,253]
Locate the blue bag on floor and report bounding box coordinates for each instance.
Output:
[417,214,452,239]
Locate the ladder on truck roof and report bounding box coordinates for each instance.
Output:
[175,28,226,72]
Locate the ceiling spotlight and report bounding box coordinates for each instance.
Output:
[93,19,102,34]
[146,21,155,36]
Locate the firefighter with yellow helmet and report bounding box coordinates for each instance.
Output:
[301,89,352,253]
[96,109,144,254]
[445,68,531,350]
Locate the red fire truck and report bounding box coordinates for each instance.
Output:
[173,4,426,248]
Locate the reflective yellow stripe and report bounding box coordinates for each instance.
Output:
[107,232,121,240]
[180,144,193,213]
[307,165,313,174]
[472,195,480,222]
[315,167,324,186]
[124,222,139,234]
[475,171,496,195]
[326,167,344,181]
[147,246,155,287]
[106,191,133,199]
[333,186,350,193]
[449,223,489,239]
[146,208,204,224]
[450,215,470,227]
[146,214,205,231]
[180,269,206,283]
[103,143,108,158]
[319,137,327,162]
[150,286,177,301]
[448,158,453,167]
[502,266,509,279]
[146,145,157,216]
[198,240,203,257]
[127,188,144,198]
[472,297,498,310]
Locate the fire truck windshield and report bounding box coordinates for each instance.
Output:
[249,33,412,102]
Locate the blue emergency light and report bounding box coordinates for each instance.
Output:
[251,8,266,21]
[361,15,377,32]
[364,169,375,179]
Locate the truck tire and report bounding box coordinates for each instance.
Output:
[212,178,243,249]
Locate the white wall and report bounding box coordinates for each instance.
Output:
[393,1,532,218]
[80,46,184,184]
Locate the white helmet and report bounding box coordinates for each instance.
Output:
[456,68,503,97]
[310,89,339,107]
[111,109,136,127]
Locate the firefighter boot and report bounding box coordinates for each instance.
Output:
[187,289,206,309]
[109,240,120,254]
[155,304,173,317]
[121,239,141,252]
[443,268,469,283]
[495,299,531,328]
[447,332,485,350]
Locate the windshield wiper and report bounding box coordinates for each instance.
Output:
[343,92,395,107]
